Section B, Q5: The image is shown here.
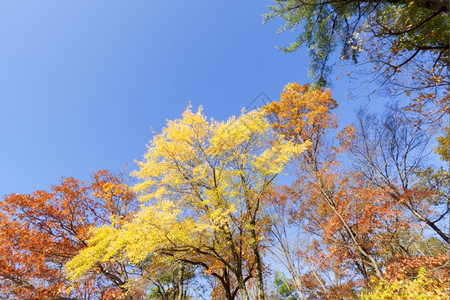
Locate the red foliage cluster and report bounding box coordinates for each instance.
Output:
[0,170,136,299]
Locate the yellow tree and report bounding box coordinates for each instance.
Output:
[67,106,309,300]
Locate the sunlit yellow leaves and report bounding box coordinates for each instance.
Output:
[67,104,309,285]
[361,268,448,300]
[252,139,311,176]
[66,200,191,280]
[434,127,449,162]
[133,105,306,208]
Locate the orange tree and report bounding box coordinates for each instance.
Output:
[0,170,138,299]
[262,83,439,298]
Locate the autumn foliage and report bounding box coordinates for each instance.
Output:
[1,84,448,299]
[263,83,449,299]
[0,170,137,299]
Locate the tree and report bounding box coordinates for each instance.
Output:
[265,0,449,117]
[264,83,380,297]
[262,83,448,298]
[0,170,138,299]
[145,262,196,300]
[265,187,307,299]
[348,106,450,244]
[66,106,309,300]
[270,272,299,300]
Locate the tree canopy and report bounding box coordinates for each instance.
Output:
[0,170,138,299]
[66,106,309,300]
[1,2,448,297]
[2,85,448,299]
[265,0,449,116]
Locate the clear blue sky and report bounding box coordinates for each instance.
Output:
[0,0,356,195]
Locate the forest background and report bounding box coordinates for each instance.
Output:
[0,0,448,299]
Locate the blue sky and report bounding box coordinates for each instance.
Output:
[0,0,357,195]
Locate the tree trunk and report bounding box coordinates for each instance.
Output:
[178,263,185,300]
[250,225,265,300]
[237,272,250,300]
